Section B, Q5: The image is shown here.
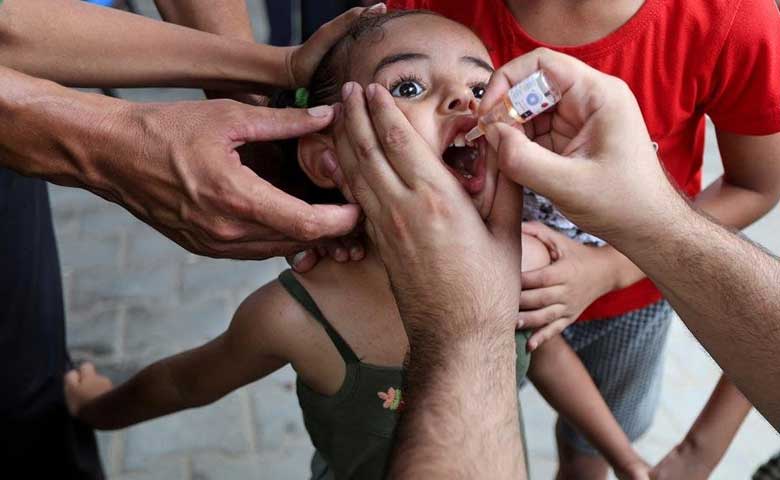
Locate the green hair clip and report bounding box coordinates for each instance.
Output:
[294,88,310,108]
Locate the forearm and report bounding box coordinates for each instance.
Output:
[529,336,641,470]
[0,0,289,89]
[79,361,195,430]
[601,174,778,292]
[681,375,752,465]
[154,0,254,40]
[610,197,780,429]
[0,65,128,188]
[388,332,526,479]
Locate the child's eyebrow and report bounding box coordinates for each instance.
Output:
[373,53,429,77]
[461,56,494,73]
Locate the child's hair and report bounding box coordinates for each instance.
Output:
[270,9,440,204]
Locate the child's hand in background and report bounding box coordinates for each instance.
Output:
[650,441,716,480]
[518,222,617,351]
[64,362,113,417]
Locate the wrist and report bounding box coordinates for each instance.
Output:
[0,68,126,188]
[679,432,721,468]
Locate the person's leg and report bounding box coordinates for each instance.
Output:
[555,301,673,479]
[0,169,103,478]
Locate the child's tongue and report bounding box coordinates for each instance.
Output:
[442,144,485,195]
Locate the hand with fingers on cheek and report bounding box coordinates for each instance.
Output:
[518,222,619,351]
[286,150,367,273]
[95,100,361,260]
[64,363,113,418]
[333,80,527,477]
[333,81,525,342]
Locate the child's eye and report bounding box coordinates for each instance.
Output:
[471,85,486,99]
[391,80,425,98]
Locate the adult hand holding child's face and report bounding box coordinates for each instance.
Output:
[333,81,529,477]
[333,81,525,344]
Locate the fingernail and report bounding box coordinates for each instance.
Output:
[307,105,333,117]
[322,150,338,175]
[366,84,377,101]
[517,319,524,328]
[292,251,307,267]
[342,82,355,100]
[369,2,386,12]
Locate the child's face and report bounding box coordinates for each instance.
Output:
[342,15,498,218]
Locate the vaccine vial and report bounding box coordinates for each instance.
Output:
[465,70,561,142]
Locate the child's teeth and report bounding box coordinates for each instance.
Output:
[454,136,466,147]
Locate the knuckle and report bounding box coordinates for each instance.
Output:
[356,140,379,161]
[387,208,411,238]
[420,188,453,219]
[292,211,323,242]
[345,6,363,19]
[208,222,246,243]
[534,47,554,58]
[382,125,409,153]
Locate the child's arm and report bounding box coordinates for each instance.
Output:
[651,374,751,480]
[65,282,300,430]
[527,334,648,479]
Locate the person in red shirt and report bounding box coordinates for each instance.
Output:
[387,0,780,478]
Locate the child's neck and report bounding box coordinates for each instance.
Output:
[504,0,646,46]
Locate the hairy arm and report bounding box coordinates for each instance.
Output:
[76,283,295,429]
[0,0,290,89]
[389,329,526,478]
[528,335,645,474]
[579,132,780,295]
[611,197,780,429]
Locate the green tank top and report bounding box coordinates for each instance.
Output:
[278,270,531,480]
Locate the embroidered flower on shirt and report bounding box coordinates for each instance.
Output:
[378,387,404,411]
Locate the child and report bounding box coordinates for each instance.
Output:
[652,376,751,478]
[64,11,651,480]
[387,0,780,477]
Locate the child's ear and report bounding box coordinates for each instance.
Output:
[298,134,337,189]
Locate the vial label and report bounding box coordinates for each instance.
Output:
[506,72,557,122]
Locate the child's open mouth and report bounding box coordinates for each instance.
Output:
[441,126,487,195]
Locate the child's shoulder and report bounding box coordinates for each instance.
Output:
[227,273,320,361]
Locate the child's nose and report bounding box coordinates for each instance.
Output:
[442,90,478,114]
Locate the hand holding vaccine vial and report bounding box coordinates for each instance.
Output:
[466,70,561,142]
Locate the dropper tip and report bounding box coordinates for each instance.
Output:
[465,126,483,142]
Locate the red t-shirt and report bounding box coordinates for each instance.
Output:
[388,0,780,321]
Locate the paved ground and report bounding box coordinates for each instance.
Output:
[55,1,779,478]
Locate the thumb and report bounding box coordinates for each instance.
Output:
[488,173,524,244]
[230,105,338,143]
[64,370,80,386]
[485,122,579,201]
